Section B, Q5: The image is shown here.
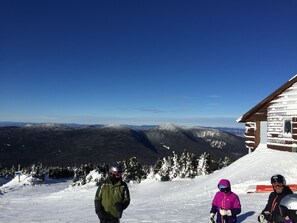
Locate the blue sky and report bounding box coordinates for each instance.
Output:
[0,0,296,128]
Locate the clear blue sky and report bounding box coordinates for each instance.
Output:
[1,0,296,128]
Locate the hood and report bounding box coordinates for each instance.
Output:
[218,179,231,189]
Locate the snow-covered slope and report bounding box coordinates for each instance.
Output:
[1,145,297,222]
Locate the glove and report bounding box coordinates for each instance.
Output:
[276,215,293,223]
[95,202,106,221]
[258,211,272,222]
[219,209,232,216]
[258,214,265,223]
[115,202,125,212]
[276,215,287,223]
[219,209,227,216]
[209,213,215,223]
[263,211,272,221]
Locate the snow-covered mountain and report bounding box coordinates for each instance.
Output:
[1,144,297,222]
[0,124,245,166]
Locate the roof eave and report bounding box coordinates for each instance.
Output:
[237,74,297,123]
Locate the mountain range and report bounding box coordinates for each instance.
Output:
[0,123,246,167]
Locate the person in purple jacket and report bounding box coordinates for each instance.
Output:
[209,179,241,223]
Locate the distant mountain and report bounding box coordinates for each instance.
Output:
[0,123,246,167]
[0,121,30,127]
[213,127,245,137]
[0,122,245,136]
[0,121,105,128]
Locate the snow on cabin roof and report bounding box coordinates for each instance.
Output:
[289,74,297,82]
[237,74,297,123]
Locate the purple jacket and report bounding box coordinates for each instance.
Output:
[210,179,241,223]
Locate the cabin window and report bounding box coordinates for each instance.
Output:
[284,119,292,134]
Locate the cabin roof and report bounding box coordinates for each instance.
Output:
[237,74,297,123]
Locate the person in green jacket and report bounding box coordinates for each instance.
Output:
[94,163,130,223]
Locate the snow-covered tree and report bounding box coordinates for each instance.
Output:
[179,150,197,178]
[218,156,232,169]
[122,157,144,183]
[160,157,172,181]
[179,150,188,178]
[197,152,211,176]
[185,152,198,178]
[169,151,180,179]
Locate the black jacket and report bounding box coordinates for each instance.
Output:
[261,186,293,223]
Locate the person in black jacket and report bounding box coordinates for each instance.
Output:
[258,174,293,223]
[94,163,130,223]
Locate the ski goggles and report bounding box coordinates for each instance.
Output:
[273,182,283,188]
[111,171,122,178]
[218,185,230,192]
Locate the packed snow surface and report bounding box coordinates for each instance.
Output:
[1,145,297,223]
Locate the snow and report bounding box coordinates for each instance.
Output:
[157,123,180,131]
[1,145,297,223]
[289,74,297,82]
[162,144,170,150]
[24,123,65,128]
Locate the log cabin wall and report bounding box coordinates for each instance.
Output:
[267,83,297,152]
[255,121,260,148]
[292,117,297,141]
[245,122,256,151]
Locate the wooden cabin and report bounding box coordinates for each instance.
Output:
[237,74,297,153]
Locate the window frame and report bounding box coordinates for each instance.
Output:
[284,118,292,134]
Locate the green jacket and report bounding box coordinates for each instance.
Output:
[94,176,130,219]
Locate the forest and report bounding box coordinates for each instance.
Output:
[0,150,232,186]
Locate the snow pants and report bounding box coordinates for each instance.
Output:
[99,218,119,223]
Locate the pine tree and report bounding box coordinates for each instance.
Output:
[179,150,188,178]
[197,152,211,175]
[218,156,232,169]
[186,152,198,178]
[169,151,180,179]
[157,157,171,181]
[122,157,144,183]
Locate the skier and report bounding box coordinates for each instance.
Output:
[94,163,130,223]
[278,194,297,223]
[258,174,293,223]
[209,179,241,223]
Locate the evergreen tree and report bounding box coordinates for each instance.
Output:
[197,152,211,175]
[169,151,180,179]
[30,163,45,182]
[122,157,144,183]
[218,156,232,169]
[157,157,171,181]
[153,158,163,175]
[48,166,74,179]
[186,152,198,178]
[179,150,188,178]
[178,150,197,178]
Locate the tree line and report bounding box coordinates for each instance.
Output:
[0,150,232,185]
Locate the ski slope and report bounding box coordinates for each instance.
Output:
[1,145,297,223]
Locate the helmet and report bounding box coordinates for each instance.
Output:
[218,179,231,193]
[280,194,297,210]
[271,174,286,185]
[109,163,123,179]
[280,194,297,221]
